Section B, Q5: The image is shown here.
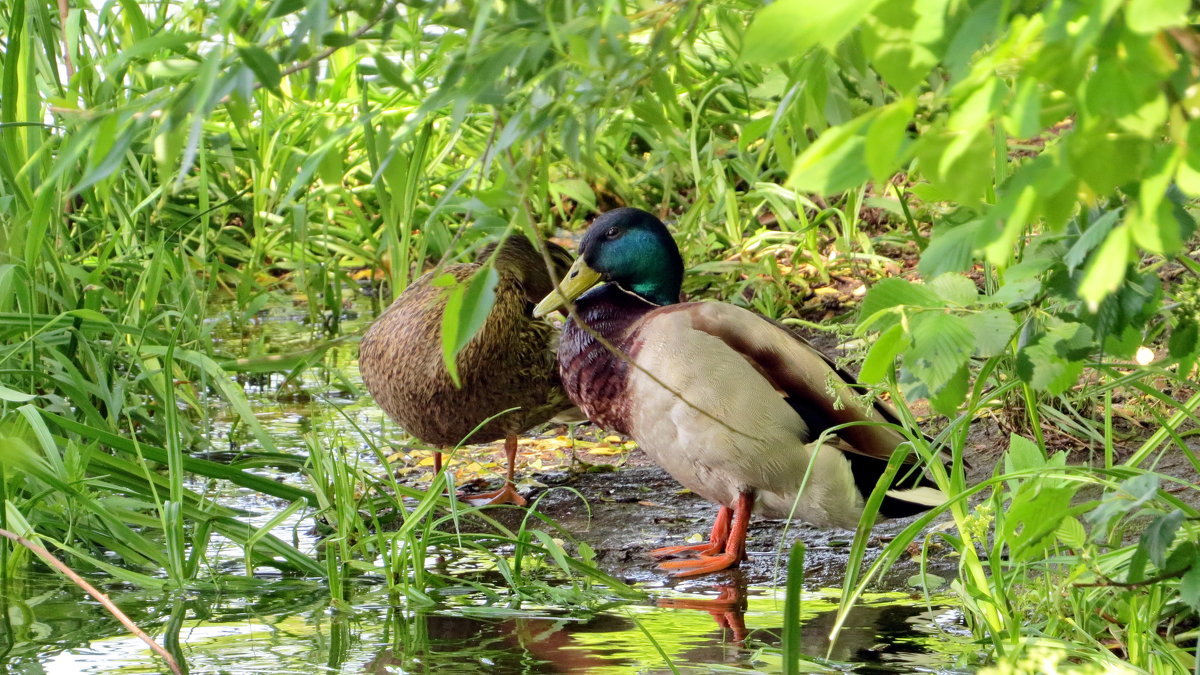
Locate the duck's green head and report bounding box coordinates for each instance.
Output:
[534,207,683,317]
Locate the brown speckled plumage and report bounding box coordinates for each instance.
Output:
[558,283,657,434]
[359,236,575,448]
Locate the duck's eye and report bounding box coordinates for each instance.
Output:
[604,226,620,240]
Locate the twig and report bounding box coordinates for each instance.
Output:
[0,528,183,675]
[1073,566,1188,589]
[57,0,75,80]
[1167,27,1200,65]
[265,3,393,87]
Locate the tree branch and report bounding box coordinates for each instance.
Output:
[0,528,183,675]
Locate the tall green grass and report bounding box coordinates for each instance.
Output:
[2,0,1199,671]
[825,361,1200,673]
[0,0,835,584]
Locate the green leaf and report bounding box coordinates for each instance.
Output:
[321,31,357,48]
[1168,318,1199,359]
[741,0,884,63]
[1003,77,1042,139]
[1177,118,1200,196]
[865,99,914,183]
[1130,145,1184,254]
[1125,0,1187,34]
[1064,209,1122,272]
[928,273,978,306]
[859,324,909,383]
[919,220,980,278]
[991,278,1042,307]
[374,54,409,89]
[1004,433,1045,474]
[906,572,946,591]
[1055,517,1086,548]
[39,411,316,506]
[928,363,969,416]
[441,266,499,388]
[1139,509,1184,567]
[237,46,281,92]
[549,178,597,210]
[1180,563,1200,613]
[788,117,872,194]
[967,309,1017,357]
[861,0,945,92]
[858,278,942,331]
[1121,473,1161,505]
[267,0,306,17]
[140,346,281,456]
[980,154,1068,265]
[1004,484,1077,562]
[0,384,35,402]
[1068,128,1149,196]
[145,58,200,79]
[908,312,974,392]
[916,126,993,206]
[1017,322,1094,394]
[1078,222,1132,310]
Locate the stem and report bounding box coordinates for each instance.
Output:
[1022,382,1046,452]
[0,528,184,675]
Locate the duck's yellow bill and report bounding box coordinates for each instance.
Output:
[533,258,602,318]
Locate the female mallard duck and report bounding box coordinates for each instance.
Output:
[360,235,576,506]
[534,208,944,576]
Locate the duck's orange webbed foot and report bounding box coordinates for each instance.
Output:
[653,494,753,578]
[650,505,732,560]
[650,541,723,559]
[465,482,528,507]
[658,553,741,577]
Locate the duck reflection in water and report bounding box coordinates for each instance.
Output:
[364,582,953,672]
[365,612,637,673]
[657,578,750,644]
[658,574,960,670]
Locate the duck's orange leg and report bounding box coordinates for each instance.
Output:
[658,492,754,578]
[465,435,528,506]
[650,506,732,559]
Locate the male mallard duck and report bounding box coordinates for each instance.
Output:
[360,234,576,506]
[534,208,944,575]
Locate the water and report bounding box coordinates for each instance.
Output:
[2,575,974,673]
[0,294,978,673]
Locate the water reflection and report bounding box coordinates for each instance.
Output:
[658,581,749,643]
[0,574,970,674]
[653,577,969,673]
[366,613,638,673]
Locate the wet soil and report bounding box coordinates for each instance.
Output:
[458,420,1001,592]
[515,461,958,589]
[456,406,1198,592]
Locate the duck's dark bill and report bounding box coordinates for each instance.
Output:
[533,258,602,317]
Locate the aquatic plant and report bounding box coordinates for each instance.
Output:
[1,0,1198,671]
